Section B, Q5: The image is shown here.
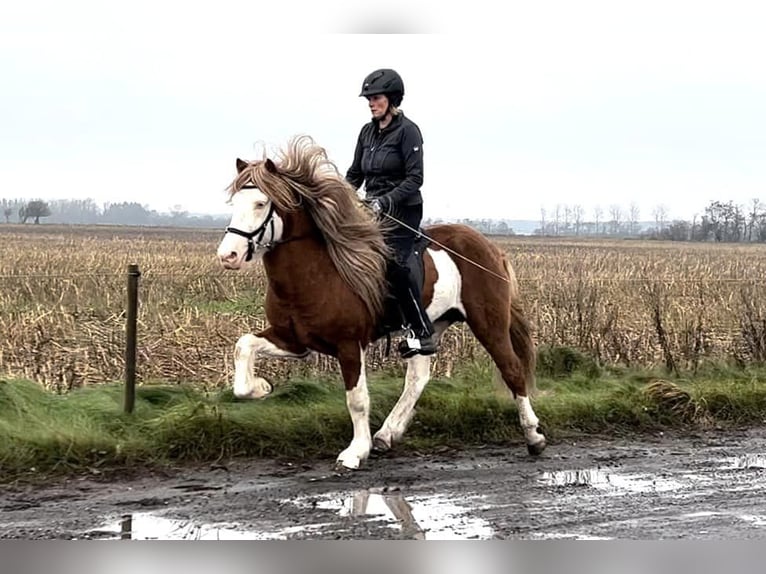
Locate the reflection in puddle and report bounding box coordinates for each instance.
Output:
[293,488,494,540]
[92,513,263,540]
[89,489,492,540]
[540,468,684,493]
[724,454,766,470]
[737,514,766,526]
[683,511,766,528]
[92,513,284,540]
[684,511,720,519]
[531,532,614,540]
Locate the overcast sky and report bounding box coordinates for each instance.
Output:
[1,1,764,222]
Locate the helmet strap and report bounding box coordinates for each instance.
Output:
[374,108,393,129]
[379,99,396,124]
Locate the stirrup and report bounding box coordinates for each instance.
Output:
[398,332,437,358]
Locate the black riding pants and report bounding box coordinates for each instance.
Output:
[382,203,434,336]
[385,203,423,266]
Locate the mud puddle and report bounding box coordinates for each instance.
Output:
[722,454,766,470]
[540,468,689,493]
[88,488,493,540]
[291,488,493,539]
[4,428,766,539]
[88,513,260,540]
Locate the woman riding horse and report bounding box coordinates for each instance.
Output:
[345,68,437,359]
[217,135,546,470]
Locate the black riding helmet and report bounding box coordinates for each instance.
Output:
[359,68,404,107]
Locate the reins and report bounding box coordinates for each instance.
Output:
[378,210,513,285]
[226,178,512,286]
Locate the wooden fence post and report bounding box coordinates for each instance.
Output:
[124,264,140,414]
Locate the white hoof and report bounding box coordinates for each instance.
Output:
[233,376,273,399]
[336,454,361,470]
[336,444,369,470]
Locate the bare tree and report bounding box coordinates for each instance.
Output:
[539,206,547,236]
[3,207,11,223]
[629,202,641,235]
[554,204,562,236]
[609,204,622,235]
[563,205,572,234]
[593,205,603,235]
[748,198,761,242]
[652,204,668,233]
[573,204,584,236]
[21,200,51,224]
[691,213,699,241]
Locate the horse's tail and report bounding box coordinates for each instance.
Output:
[503,255,537,396]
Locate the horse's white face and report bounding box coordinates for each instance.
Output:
[217,187,284,269]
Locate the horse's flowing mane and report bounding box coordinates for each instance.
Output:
[226,135,392,320]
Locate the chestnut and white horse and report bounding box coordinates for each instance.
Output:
[216,135,545,470]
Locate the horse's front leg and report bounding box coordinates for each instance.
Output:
[232,327,310,399]
[335,342,371,470]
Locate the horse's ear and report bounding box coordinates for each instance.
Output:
[236,158,248,173]
[264,158,279,174]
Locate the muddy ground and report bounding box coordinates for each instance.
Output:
[2,428,766,540]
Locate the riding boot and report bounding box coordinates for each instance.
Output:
[397,295,438,358]
[389,262,438,358]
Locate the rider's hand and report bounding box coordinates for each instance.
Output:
[363,197,387,215]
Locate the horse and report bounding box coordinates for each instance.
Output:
[215,135,546,470]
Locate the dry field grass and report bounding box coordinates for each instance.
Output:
[3,223,766,391]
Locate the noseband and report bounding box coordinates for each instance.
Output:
[225,185,277,262]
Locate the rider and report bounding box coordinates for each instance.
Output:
[345,68,438,358]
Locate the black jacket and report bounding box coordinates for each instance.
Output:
[345,112,424,208]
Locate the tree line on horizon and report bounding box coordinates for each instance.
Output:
[3,197,766,243]
[533,199,766,242]
[0,198,229,229]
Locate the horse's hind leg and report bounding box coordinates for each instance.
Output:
[466,306,546,456]
[487,336,546,455]
[372,320,449,452]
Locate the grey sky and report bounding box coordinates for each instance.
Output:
[1,1,764,222]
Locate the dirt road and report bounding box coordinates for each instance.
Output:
[2,428,766,539]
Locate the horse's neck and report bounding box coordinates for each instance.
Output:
[263,212,329,284]
[263,212,329,296]
[262,239,329,300]
[284,210,318,242]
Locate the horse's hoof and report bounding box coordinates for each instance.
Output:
[372,436,391,452]
[232,377,273,400]
[334,460,359,473]
[527,437,547,456]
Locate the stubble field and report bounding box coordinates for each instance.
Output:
[2,223,766,392]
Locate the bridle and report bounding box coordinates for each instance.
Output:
[224,185,278,262]
[224,184,313,261]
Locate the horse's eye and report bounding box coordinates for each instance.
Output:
[254,201,266,210]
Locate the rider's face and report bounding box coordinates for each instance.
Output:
[367,94,389,120]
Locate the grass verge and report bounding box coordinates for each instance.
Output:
[2,353,766,483]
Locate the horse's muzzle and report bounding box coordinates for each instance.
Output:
[218,250,243,269]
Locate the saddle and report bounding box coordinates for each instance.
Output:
[374,231,431,344]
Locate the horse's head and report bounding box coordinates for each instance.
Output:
[217,158,285,269]
[216,135,391,321]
